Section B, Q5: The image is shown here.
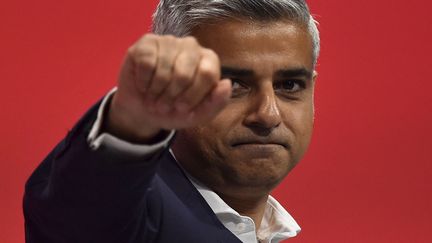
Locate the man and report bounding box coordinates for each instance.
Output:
[24,0,320,242]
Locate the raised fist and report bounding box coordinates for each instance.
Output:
[106,34,232,142]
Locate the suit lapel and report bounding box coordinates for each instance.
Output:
[157,151,242,242]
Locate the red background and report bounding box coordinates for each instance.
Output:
[1,0,431,242]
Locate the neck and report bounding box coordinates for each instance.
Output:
[218,192,269,230]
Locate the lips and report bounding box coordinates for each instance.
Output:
[231,137,289,148]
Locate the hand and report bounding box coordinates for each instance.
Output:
[106,34,232,143]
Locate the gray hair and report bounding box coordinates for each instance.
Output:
[153,0,320,66]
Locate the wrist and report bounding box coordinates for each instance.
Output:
[104,94,162,144]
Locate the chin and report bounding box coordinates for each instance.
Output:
[220,157,292,191]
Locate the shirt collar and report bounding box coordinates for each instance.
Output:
[170,150,301,242]
[189,177,301,242]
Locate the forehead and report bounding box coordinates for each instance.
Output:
[191,20,314,71]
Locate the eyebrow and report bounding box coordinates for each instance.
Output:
[221,66,254,77]
[221,66,313,79]
[276,68,313,79]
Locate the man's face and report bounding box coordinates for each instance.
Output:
[172,20,316,198]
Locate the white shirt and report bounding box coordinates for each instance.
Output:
[87,88,301,242]
[188,172,301,243]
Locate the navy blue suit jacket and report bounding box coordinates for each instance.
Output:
[23,102,242,243]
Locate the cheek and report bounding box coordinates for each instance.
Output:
[283,102,314,147]
[210,105,244,132]
[175,127,222,165]
[201,106,246,152]
[193,118,232,152]
[298,104,314,147]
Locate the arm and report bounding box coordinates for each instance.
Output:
[23,33,231,242]
[23,99,171,243]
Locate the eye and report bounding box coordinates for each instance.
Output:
[274,79,305,93]
[230,78,250,97]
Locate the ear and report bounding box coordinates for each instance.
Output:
[311,70,318,119]
[312,70,318,83]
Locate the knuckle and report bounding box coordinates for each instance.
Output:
[183,36,199,46]
[138,45,156,57]
[202,48,218,60]
[133,52,156,67]
[173,61,194,78]
[178,51,200,66]
[173,70,191,85]
[143,33,157,39]
[199,64,219,82]
[158,57,173,71]
[164,34,176,39]
[136,58,155,70]
[127,47,140,61]
[162,34,177,44]
[127,46,136,56]
[129,45,156,63]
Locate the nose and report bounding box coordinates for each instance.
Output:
[243,85,281,133]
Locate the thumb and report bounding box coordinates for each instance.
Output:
[191,78,232,122]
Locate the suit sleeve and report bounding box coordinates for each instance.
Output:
[23,98,172,243]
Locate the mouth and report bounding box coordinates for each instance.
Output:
[230,141,287,158]
[232,143,286,151]
[231,140,288,149]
